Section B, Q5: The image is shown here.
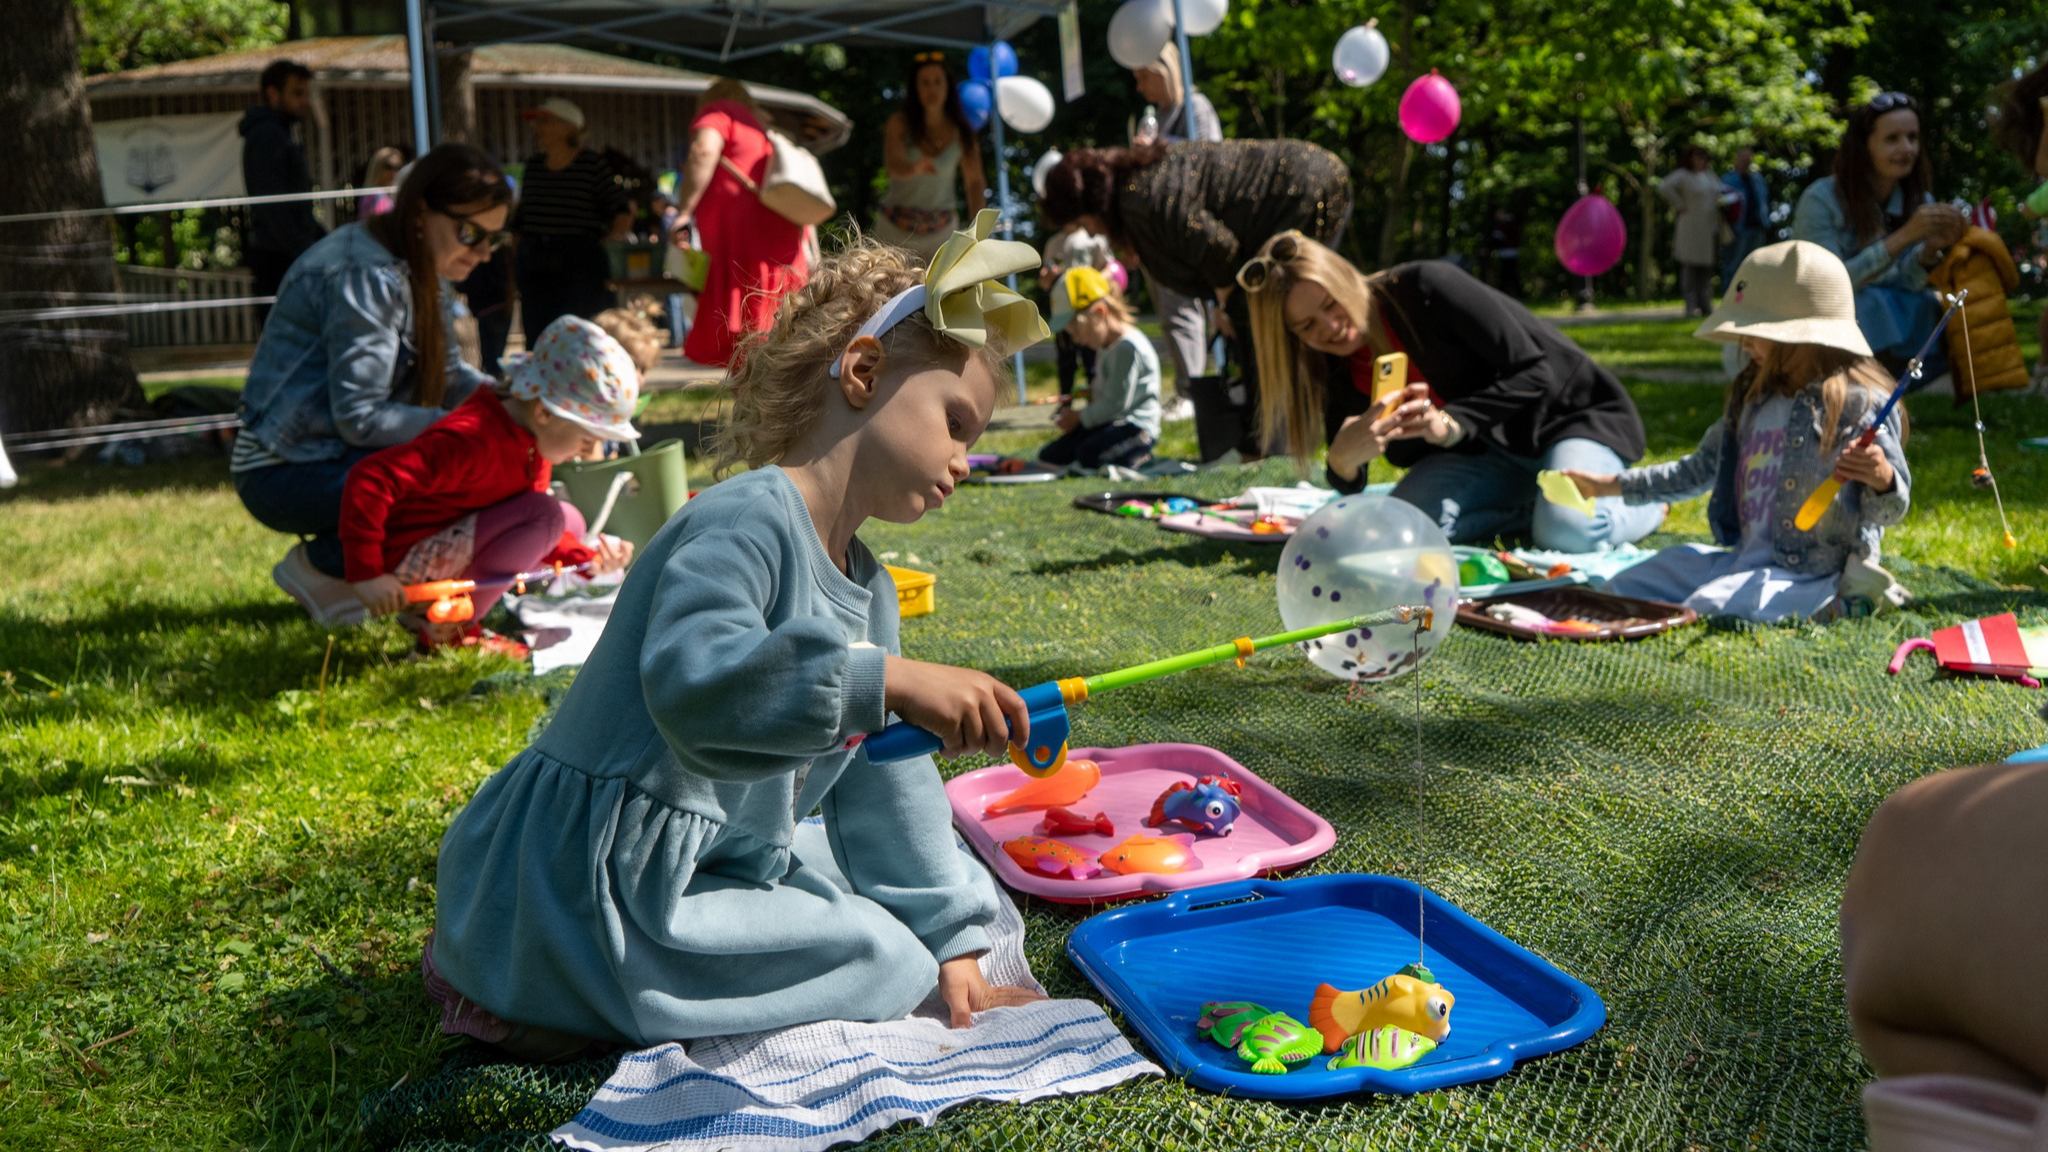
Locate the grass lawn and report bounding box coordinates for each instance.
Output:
[4,314,2045,1150]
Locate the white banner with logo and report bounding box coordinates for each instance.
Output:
[94,113,247,207]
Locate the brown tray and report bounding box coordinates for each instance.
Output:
[1456,585,1698,642]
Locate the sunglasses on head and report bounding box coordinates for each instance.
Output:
[913,51,946,64]
[1868,91,1915,113]
[1235,232,1304,292]
[436,207,511,253]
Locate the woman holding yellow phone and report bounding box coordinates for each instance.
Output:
[1235,231,1663,551]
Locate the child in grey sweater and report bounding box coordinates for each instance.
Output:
[1036,266,1162,472]
[427,214,1053,1058]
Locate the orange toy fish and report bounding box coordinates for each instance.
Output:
[1307,971,1454,1052]
[1001,836,1102,881]
[1097,832,1202,876]
[982,758,1102,817]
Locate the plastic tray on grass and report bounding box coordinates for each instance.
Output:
[1457,585,1697,642]
[944,743,1335,904]
[1072,490,1200,516]
[963,454,1063,484]
[1155,508,1300,543]
[1065,874,1607,1099]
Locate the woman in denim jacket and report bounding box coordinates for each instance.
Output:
[233,144,513,623]
[1563,241,1912,622]
[1790,92,1965,376]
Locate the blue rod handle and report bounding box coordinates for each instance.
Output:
[861,681,1073,774]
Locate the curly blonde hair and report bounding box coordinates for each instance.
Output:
[712,237,1011,474]
[594,303,663,379]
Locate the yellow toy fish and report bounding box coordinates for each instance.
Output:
[1307,970,1453,1053]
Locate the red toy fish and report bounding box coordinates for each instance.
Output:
[1040,807,1115,837]
[1001,836,1102,881]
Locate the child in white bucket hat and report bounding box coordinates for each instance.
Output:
[338,316,639,656]
[1560,240,1913,621]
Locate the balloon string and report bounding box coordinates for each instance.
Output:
[1955,294,2015,546]
[1410,615,1426,968]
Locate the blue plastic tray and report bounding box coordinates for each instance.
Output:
[1065,874,1605,1099]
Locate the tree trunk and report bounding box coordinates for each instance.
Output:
[0,0,139,435]
[438,48,476,145]
[1377,139,1416,267]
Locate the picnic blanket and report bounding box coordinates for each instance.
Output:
[503,574,624,675]
[551,839,1160,1152]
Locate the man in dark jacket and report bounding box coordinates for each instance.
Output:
[241,59,326,326]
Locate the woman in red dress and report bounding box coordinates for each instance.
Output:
[672,78,809,367]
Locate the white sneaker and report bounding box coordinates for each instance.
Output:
[1164,397,1196,422]
[273,543,369,626]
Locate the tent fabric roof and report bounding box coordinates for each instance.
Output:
[84,36,853,150]
[430,0,1060,64]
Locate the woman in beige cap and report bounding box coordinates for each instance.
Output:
[1563,239,1912,621]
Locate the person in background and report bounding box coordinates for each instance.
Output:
[512,98,632,344]
[1035,267,1161,473]
[669,79,809,367]
[872,52,987,259]
[1791,92,1966,378]
[651,192,689,349]
[236,145,513,623]
[1994,63,2048,386]
[1721,146,1770,289]
[1130,41,1222,418]
[1660,144,1723,318]
[241,59,326,328]
[1040,223,1111,404]
[358,147,405,220]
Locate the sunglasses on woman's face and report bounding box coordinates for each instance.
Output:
[1868,91,1915,113]
[438,208,511,253]
[1235,232,1304,292]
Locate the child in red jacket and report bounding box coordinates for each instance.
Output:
[341,316,638,655]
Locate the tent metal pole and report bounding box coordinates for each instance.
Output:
[1171,0,1196,134]
[406,0,434,151]
[987,32,1027,406]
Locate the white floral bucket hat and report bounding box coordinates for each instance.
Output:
[507,316,641,440]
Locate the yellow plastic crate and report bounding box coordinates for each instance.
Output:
[885,565,936,618]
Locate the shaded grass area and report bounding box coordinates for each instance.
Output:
[2,315,2044,1150]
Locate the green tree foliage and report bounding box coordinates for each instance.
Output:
[75,0,284,77]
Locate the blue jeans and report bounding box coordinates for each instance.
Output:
[1390,438,1666,550]
[233,448,373,576]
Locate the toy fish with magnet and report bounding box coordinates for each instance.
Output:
[1196,1001,1273,1047]
[1000,836,1102,881]
[1326,1026,1439,1071]
[1230,1011,1324,1074]
[982,758,1102,817]
[1098,832,1201,875]
[1040,806,1114,837]
[1145,774,1244,836]
[1308,966,1454,1052]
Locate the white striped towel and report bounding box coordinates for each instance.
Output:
[551,884,1160,1152]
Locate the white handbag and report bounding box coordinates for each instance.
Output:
[720,129,836,227]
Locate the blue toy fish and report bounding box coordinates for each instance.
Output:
[1145,774,1244,837]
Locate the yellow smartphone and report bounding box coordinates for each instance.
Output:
[1372,352,1410,406]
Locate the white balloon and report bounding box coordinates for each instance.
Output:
[996,75,1056,134]
[1108,0,1175,70]
[1332,24,1391,88]
[1276,494,1456,683]
[1179,0,1228,36]
[1031,149,1064,197]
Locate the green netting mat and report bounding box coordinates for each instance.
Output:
[358,464,2046,1151]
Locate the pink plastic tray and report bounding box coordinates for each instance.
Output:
[1156,509,1300,543]
[944,743,1337,904]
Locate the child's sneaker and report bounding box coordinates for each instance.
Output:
[410,621,530,661]
[273,543,368,626]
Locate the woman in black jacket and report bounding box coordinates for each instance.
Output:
[1239,231,1663,550]
[1041,140,1351,456]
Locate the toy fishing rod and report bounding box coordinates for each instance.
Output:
[862,605,1434,777]
[1792,289,1965,531]
[403,560,600,624]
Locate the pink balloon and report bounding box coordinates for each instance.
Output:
[1104,258,1129,294]
[1555,193,1628,277]
[1398,70,1461,144]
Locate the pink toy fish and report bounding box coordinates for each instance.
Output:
[1041,807,1115,837]
[1001,836,1103,881]
[1098,833,1201,876]
[982,758,1102,817]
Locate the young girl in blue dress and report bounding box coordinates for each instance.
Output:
[1561,240,1912,622]
[425,212,1051,1059]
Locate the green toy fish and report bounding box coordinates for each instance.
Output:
[1197,1001,1323,1074]
[1196,1001,1271,1047]
[1326,1025,1439,1071]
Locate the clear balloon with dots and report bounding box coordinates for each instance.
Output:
[1277,494,1457,682]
